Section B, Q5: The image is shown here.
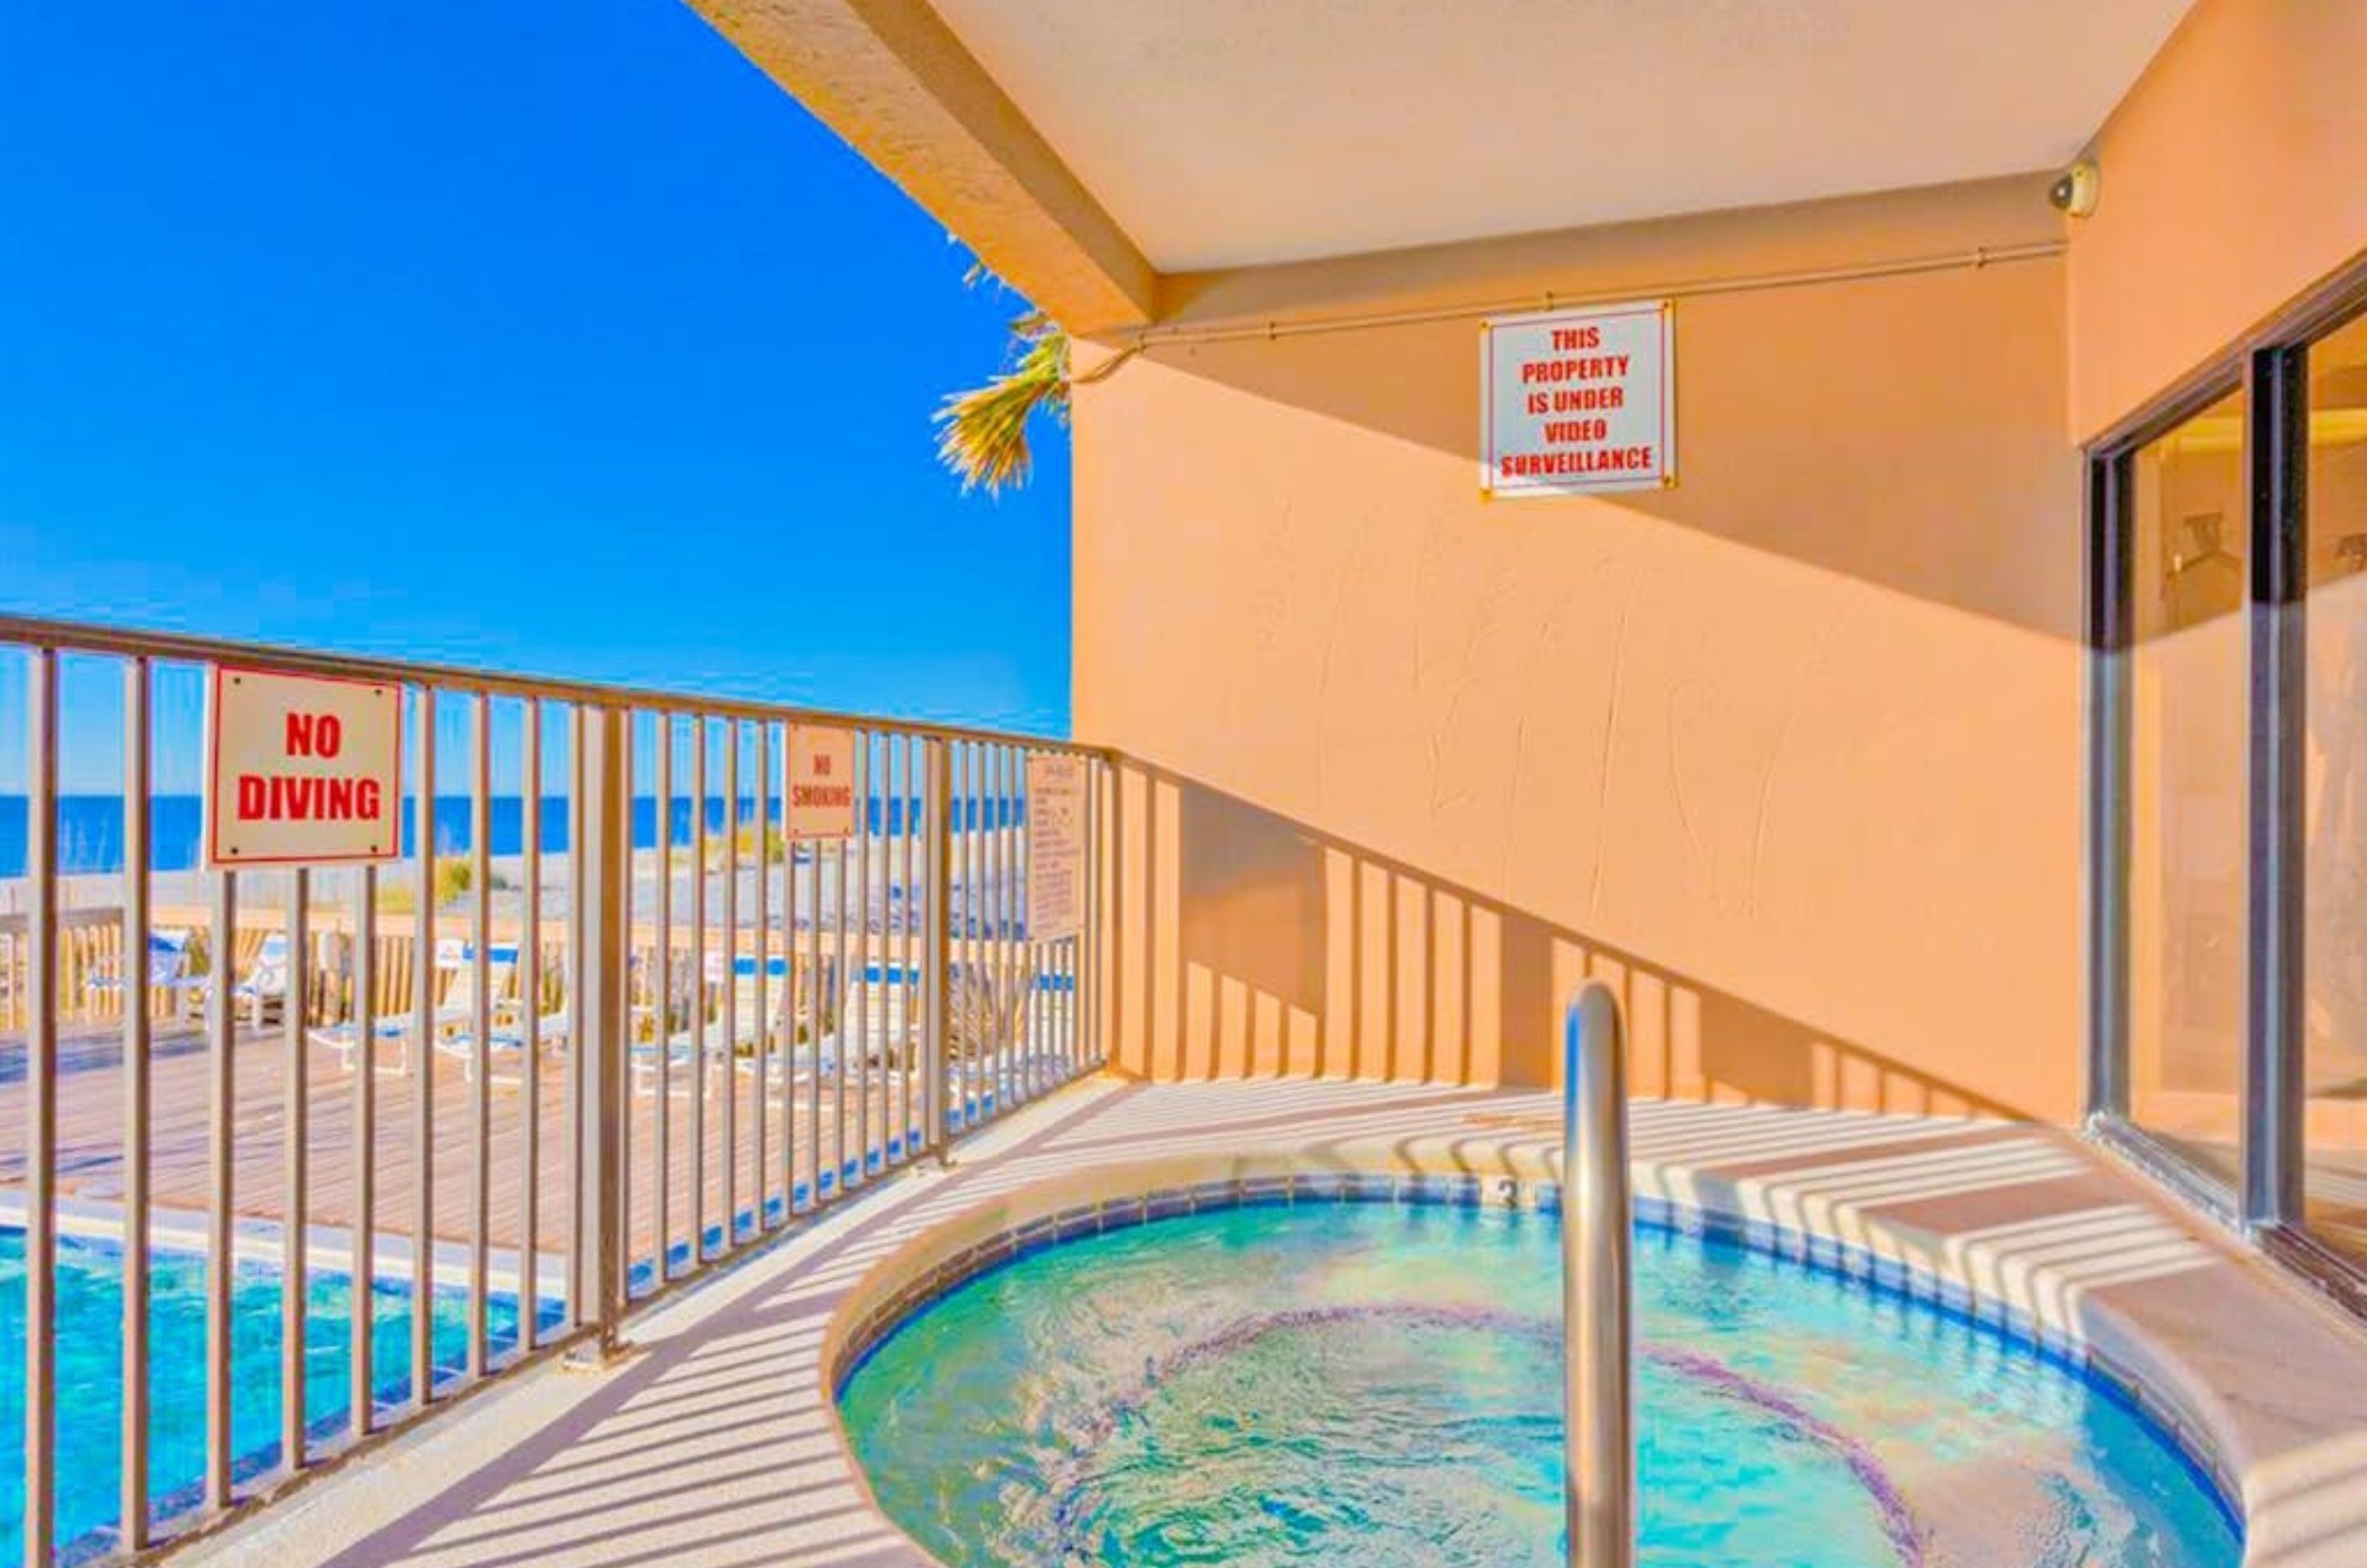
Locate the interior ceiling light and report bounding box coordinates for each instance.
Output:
[2164,410,2367,456]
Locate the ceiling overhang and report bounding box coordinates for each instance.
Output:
[692,0,1158,334]
[689,1,2196,331]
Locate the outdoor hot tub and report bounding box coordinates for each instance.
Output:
[833,1180,2241,1568]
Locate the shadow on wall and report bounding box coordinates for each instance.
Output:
[1106,757,2027,1121]
[1107,252,2080,643]
[1072,178,2090,1125]
[1124,175,2082,641]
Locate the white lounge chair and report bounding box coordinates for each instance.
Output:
[632,953,783,1095]
[432,942,523,1081]
[310,939,513,1076]
[442,1005,569,1087]
[175,930,282,1025]
[234,932,291,1025]
[84,927,206,1016]
[308,1009,425,1075]
[632,953,841,1095]
[710,952,786,1052]
[181,930,291,1027]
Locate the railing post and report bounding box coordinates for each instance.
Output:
[24,645,58,1568]
[280,866,311,1470]
[923,737,950,1163]
[1564,981,1633,1568]
[574,703,629,1362]
[120,655,152,1550]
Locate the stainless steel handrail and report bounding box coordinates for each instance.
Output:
[1564,981,1634,1568]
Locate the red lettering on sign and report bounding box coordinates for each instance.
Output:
[1486,305,1670,495]
[285,712,343,759]
[233,772,384,822]
[1550,387,1624,413]
[1542,418,1609,443]
[1498,445,1659,479]
[1519,354,1632,386]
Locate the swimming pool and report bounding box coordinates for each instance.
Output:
[841,1200,2241,1567]
[0,1229,556,1562]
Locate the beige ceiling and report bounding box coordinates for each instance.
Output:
[923,0,2193,272]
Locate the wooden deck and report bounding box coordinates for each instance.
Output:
[0,1017,945,1278]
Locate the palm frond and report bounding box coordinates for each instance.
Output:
[935,313,1070,495]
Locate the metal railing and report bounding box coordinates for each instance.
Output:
[1563,981,1634,1568]
[0,614,1111,1565]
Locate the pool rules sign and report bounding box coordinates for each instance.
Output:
[1024,754,1085,942]
[206,665,402,866]
[1480,299,1675,498]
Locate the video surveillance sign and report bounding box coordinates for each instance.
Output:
[1481,299,1675,498]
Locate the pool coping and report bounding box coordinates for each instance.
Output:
[823,1163,2248,1558]
[814,1112,2367,1568]
[158,1081,2367,1568]
[831,1170,2248,1535]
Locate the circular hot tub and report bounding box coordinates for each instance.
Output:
[838,1192,2240,1567]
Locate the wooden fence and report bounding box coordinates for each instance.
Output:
[0,905,879,1037]
[0,908,512,1033]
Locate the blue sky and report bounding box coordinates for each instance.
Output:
[1,1,1070,793]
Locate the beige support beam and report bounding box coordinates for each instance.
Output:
[689,0,1159,334]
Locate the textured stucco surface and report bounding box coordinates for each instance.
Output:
[1075,186,2087,1119]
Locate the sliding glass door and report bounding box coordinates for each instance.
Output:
[2096,280,2367,1303]
[2124,389,2249,1180]
[2303,310,2367,1268]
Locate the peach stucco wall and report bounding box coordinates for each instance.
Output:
[2068,0,2367,439]
[1076,185,2088,1121]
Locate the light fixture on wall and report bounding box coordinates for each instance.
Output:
[2048,160,2101,219]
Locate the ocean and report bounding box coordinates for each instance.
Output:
[0,794,1010,878]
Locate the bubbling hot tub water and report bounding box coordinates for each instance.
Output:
[841,1200,2239,1568]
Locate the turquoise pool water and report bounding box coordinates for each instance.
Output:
[843,1202,2241,1567]
[0,1229,555,1561]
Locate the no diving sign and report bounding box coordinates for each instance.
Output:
[206,665,403,866]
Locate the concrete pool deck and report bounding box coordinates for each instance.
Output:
[178,1076,2367,1567]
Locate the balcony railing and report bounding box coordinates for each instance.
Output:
[0,613,1110,1564]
